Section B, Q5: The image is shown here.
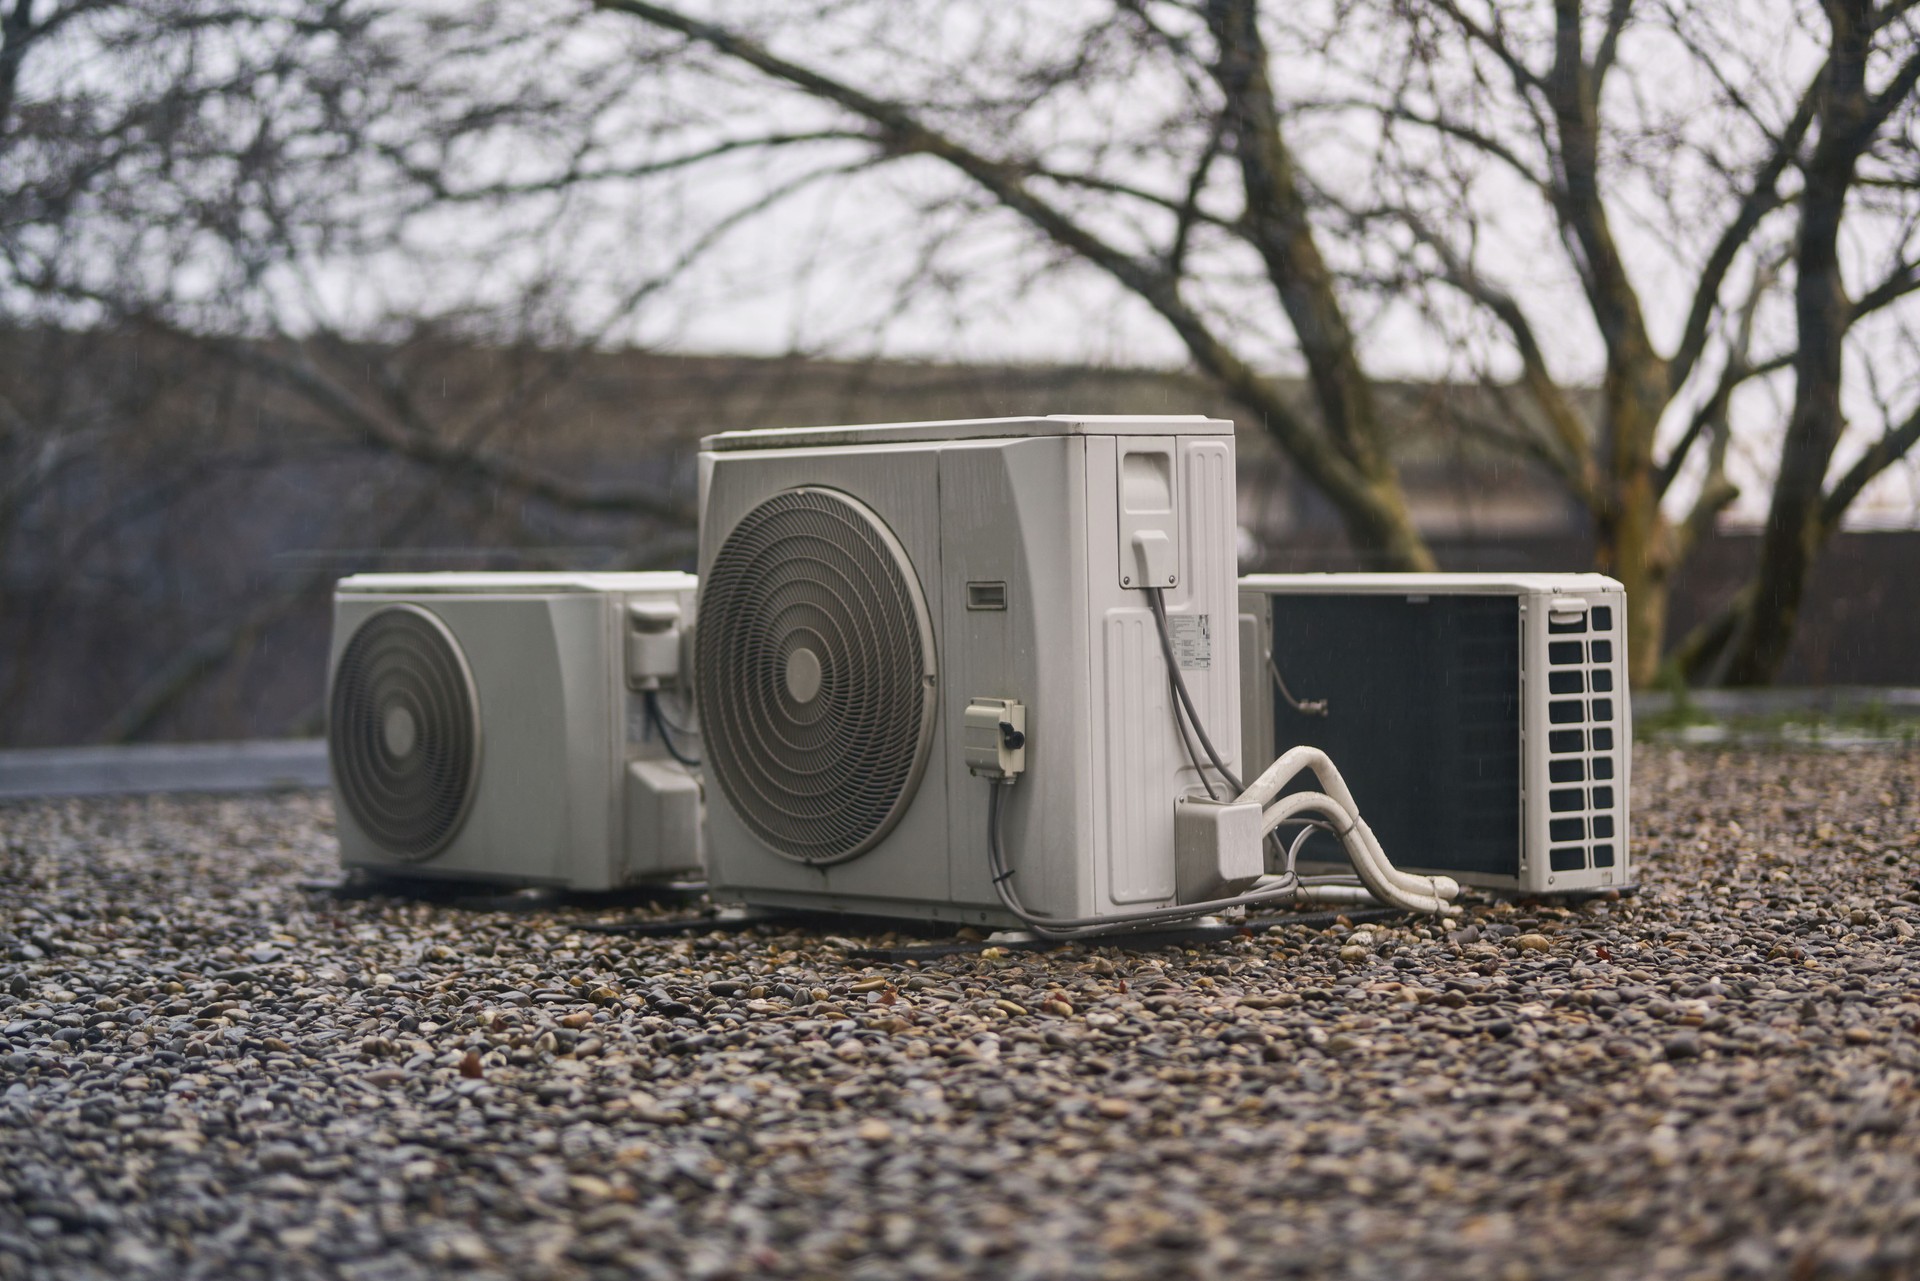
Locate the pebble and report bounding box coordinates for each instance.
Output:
[1,748,1918,1279]
[1664,1031,1702,1060]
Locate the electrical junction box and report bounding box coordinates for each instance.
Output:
[1173,795,1265,902]
[1238,573,1632,895]
[963,698,1026,781]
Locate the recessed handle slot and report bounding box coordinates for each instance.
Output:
[966,580,1008,611]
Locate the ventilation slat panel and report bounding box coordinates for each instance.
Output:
[1537,599,1623,876]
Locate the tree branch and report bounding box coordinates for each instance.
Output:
[1674,393,1740,560]
[1668,583,1753,685]
[1876,0,1920,30]
[1544,0,1658,373]
[1202,0,1392,475]
[1717,0,1878,685]
[1668,86,1818,390]
[218,340,696,524]
[1593,0,1635,89]
[1851,256,1920,322]
[1373,202,1599,505]
[382,129,880,206]
[0,0,34,143]
[1167,110,1228,276]
[1659,255,1777,496]
[1441,385,1594,502]
[1338,97,1553,192]
[1858,43,1920,146]
[1820,398,1920,531]
[1428,0,1548,94]
[1021,163,1235,229]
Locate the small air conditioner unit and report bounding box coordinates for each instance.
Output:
[328,572,703,889]
[1237,573,1632,895]
[694,416,1247,927]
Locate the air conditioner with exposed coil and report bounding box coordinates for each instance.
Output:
[694,416,1247,926]
[328,572,702,889]
[1238,573,1632,895]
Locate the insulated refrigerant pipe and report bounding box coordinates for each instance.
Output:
[1238,748,1462,915]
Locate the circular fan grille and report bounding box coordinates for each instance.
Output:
[328,604,482,861]
[696,486,937,864]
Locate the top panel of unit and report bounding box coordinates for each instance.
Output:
[702,414,1234,452]
[1240,572,1623,596]
[337,571,698,595]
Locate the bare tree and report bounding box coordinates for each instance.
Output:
[1320,0,1920,683]
[1709,0,1920,683]
[575,0,1920,685]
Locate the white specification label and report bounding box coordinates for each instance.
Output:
[1168,613,1211,670]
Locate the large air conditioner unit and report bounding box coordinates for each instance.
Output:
[1237,573,1632,895]
[694,416,1246,927]
[328,572,703,889]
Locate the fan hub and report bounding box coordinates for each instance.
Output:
[382,704,418,758]
[784,647,824,704]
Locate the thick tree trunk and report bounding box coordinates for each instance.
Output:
[1594,378,1677,689]
[1598,489,1674,689]
[1717,0,1872,685]
[1205,0,1435,574]
[1543,1,1680,688]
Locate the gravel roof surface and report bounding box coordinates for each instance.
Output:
[1,745,1918,1280]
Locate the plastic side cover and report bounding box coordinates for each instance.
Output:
[1173,796,1264,903]
[1117,437,1178,589]
[626,760,703,879]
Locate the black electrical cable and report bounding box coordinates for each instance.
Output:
[1148,586,1297,860]
[644,690,701,767]
[649,689,700,736]
[1169,675,1221,801]
[1146,587,1242,795]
